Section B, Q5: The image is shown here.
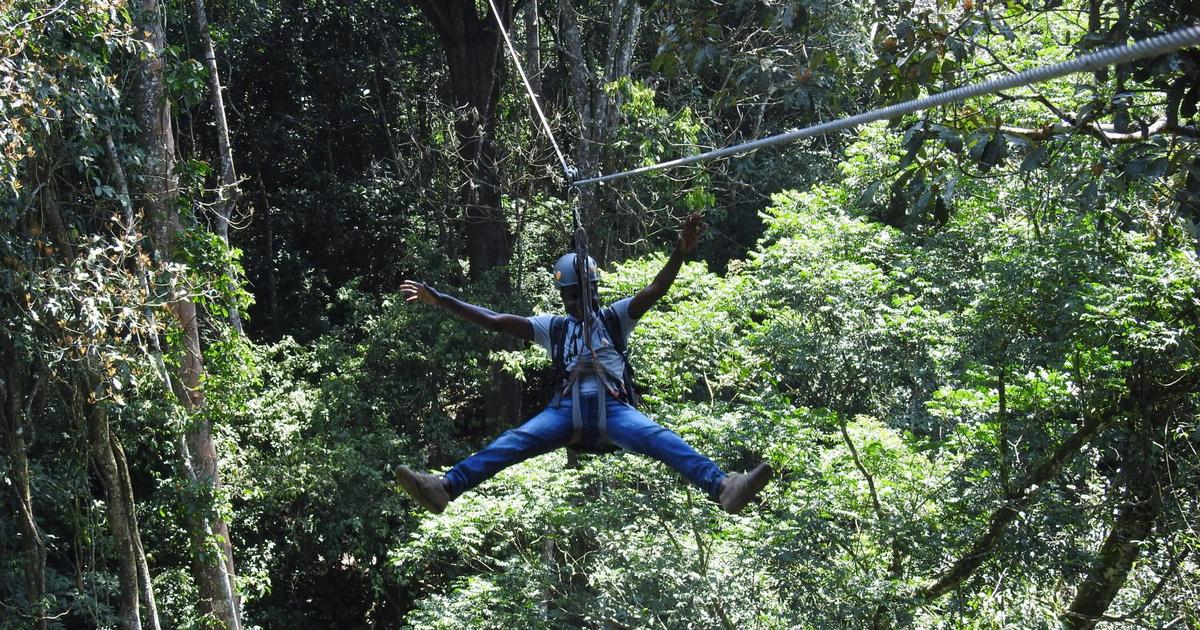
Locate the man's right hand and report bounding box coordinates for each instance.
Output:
[400,280,438,306]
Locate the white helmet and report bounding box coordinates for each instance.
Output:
[552,253,599,288]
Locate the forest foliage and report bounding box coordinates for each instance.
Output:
[2,0,1199,628]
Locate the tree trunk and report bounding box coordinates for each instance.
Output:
[34,141,156,630]
[175,298,243,629]
[101,134,167,629]
[558,0,643,256]
[251,170,280,338]
[113,439,162,630]
[372,61,405,178]
[1061,379,1170,629]
[414,0,513,281]
[456,115,510,280]
[0,335,47,630]
[85,393,143,630]
[560,0,594,206]
[997,364,1010,494]
[524,0,542,108]
[415,0,523,425]
[1061,494,1161,629]
[130,0,241,626]
[1088,0,1108,83]
[193,0,244,334]
[1111,0,1131,132]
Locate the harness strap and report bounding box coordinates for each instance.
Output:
[552,310,629,447]
[571,377,583,445]
[559,353,619,447]
[597,385,608,446]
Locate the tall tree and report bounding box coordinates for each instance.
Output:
[558,0,644,255]
[0,336,46,630]
[193,0,245,334]
[413,0,514,281]
[131,0,241,626]
[83,386,144,630]
[524,0,542,99]
[413,0,525,424]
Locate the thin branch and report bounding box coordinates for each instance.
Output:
[919,412,1117,601]
[1,0,70,35]
[973,39,1074,122]
[991,117,1198,143]
[919,371,1199,603]
[838,413,886,523]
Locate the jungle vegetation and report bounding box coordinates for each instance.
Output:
[2,0,1198,627]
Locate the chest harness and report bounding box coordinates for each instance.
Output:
[549,307,640,453]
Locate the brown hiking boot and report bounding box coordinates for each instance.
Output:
[718,463,773,514]
[394,465,450,514]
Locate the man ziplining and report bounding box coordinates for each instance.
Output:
[394,214,773,515]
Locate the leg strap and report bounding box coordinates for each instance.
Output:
[561,366,613,448]
[597,389,609,446]
[570,377,583,445]
[567,380,609,447]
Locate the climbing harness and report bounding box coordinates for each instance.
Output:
[546,160,623,449]
[557,220,630,450]
[548,305,640,451]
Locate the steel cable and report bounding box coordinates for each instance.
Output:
[572,24,1200,187]
[486,0,574,178]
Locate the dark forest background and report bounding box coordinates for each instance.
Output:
[2,0,1199,627]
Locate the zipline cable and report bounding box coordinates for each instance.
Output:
[486,0,574,179]
[484,1,600,360]
[573,24,1200,187]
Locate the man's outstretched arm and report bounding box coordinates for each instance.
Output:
[628,213,706,321]
[400,280,534,341]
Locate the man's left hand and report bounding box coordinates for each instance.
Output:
[678,213,706,253]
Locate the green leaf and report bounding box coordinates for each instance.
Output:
[979,134,1007,171]
[858,180,882,207]
[1020,144,1047,172]
[931,124,963,153]
[1125,154,1169,180]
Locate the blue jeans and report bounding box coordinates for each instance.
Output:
[443,392,726,500]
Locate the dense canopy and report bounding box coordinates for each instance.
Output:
[2,0,1198,627]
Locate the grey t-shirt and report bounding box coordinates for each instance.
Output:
[528,297,637,394]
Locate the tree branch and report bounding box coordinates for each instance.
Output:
[996,117,1200,144]
[972,38,1074,123]
[1061,478,1162,628]
[1098,547,1189,624]
[918,370,1199,602]
[839,413,886,523]
[918,412,1117,601]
